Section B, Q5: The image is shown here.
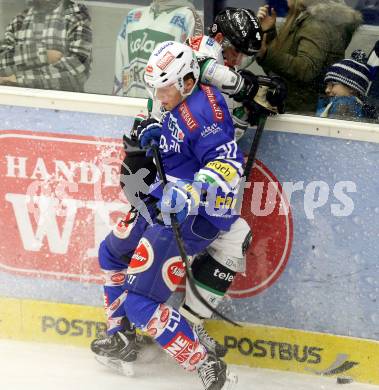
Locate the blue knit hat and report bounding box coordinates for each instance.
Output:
[325,50,371,96]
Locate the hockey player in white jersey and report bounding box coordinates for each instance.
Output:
[113,0,203,97]
[176,6,286,352]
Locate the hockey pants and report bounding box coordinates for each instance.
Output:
[98,210,220,370]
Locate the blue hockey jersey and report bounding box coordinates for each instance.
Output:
[150,84,244,231]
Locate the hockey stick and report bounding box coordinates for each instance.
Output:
[151,143,241,327]
[234,115,268,229]
[243,115,268,180]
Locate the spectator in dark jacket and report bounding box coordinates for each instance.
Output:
[256,0,362,114]
[0,0,92,92]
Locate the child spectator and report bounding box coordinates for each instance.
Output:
[316,51,376,120]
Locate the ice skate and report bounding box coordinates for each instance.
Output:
[197,354,238,390]
[193,323,228,358]
[91,329,139,376]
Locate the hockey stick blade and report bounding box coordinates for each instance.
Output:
[151,144,241,327]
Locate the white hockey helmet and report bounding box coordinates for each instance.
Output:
[144,41,200,97]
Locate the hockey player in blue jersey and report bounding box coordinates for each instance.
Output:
[91,8,287,376]
[92,41,243,389]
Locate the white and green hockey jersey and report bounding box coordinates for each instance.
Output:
[113,0,203,98]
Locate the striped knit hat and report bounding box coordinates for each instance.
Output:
[325,50,371,96]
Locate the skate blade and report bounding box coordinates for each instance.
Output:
[223,370,238,390]
[94,355,135,377]
[94,355,123,375]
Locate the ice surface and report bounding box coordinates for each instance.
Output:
[1,339,378,390]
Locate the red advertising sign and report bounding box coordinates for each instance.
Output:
[229,160,293,298]
[0,130,125,283]
[0,131,293,298]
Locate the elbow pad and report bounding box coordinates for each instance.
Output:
[200,58,244,96]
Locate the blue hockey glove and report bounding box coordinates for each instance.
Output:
[136,118,162,149]
[159,182,201,226]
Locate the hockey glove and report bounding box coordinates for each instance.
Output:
[251,75,287,113]
[159,182,201,226]
[123,113,147,151]
[232,69,259,103]
[263,75,287,114]
[136,118,162,149]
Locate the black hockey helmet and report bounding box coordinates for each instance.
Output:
[209,7,263,56]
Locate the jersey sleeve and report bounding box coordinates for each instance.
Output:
[190,88,244,193]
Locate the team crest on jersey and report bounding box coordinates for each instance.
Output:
[128,237,154,274]
[157,51,175,70]
[178,102,198,131]
[162,256,186,291]
[201,85,224,122]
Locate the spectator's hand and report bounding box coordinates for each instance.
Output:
[47,50,63,64]
[136,118,162,149]
[257,5,277,32]
[0,74,17,85]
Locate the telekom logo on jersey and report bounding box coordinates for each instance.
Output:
[0,131,293,297]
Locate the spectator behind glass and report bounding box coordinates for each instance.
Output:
[113,0,203,98]
[256,0,362,114]
[315,51,376,119]
[0,0,92,92]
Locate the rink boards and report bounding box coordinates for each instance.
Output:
[1,296,379,385]
[0,93,379,385]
